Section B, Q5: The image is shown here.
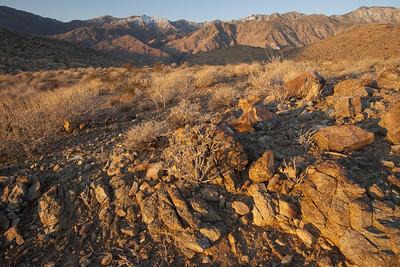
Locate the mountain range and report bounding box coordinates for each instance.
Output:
[1,5,400,65]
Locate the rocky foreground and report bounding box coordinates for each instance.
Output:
[0,67,400,266]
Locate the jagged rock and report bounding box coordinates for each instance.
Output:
[299,161,400,266]
[314,125,375,152]
[7,183,26,210]
[333,79,369,97]
[327,95,363,118]
[232,201,250,215]
[248,183,276,226]
[231,97,274,132]
[377,67,400,90]
[379,102,400,144]
[278,199,297,219]
[339,229,385,267]
[167,185,201,229]
[296,228,316,246]
[174,232,211,253]
[285,71,325,100]
[159,198,185,231]
[91,182,109,205]
[200,225,222,242]
[248,150,275,183]
[38,186,61,233]
[146,162,166,180]
[4,226,24,245]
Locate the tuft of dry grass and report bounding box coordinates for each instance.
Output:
[124,120,167,151]
[168,100,202,127]
[149,70,194,108]
[0,79,103,150]
[194,66,226,88]
[247,60,312,102]
[209,86,239,110]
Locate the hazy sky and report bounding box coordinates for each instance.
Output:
[0,0,399,22]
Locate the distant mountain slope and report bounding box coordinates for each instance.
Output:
[291,24,400,62]
[0,5,84,35]
[1,5,400,64]
[167,7,400,56]
[0,28,124,73]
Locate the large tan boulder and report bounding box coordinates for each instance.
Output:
[377,68,400,90]
[333,79,369,97]
[379,102,400,144]
[285,71,325,100]
[314,125,375,152]
[248,150,275,183]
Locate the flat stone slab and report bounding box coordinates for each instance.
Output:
[314,125,375,152]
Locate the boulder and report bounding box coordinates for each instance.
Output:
[333,79,369,97]
[327,95,363,119]
[248,150,275,183]
[377,68,400,90]
[314,125,375,152]
[231,97,274,133]
[298,161,400,266]
[379,102,400,144]
[285,72,325,100]
[248,183,276,226]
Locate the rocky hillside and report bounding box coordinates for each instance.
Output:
[0,28,124,73]
[0,58,399,266]
[291,24,400,63]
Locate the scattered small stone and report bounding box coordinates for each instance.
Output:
[232,201,250,215]
[281,254,294,265]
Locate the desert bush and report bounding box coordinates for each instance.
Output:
[168,100,202,127]
[125,120,167,151]
[149,70,194,108]
[194,66,225,88]
[225,62,263,77]
[0,81,102,150]
[163,121,225,183]
[247,60,312,102]
[208,86,239,110]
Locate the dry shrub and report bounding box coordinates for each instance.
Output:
[225,62,263,77]
[168,100,202,127]
[209,86,239,110]
[125,120,167,151]
[194,66,226,88]
[0,81,102,150]
[247,60,312,102]
[163,121,224,183]
[149,70,194,108]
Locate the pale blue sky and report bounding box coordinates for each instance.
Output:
[0,0,399,22]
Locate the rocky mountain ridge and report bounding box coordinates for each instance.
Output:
[1,6,400,64]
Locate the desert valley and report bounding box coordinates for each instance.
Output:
[0,4,400,266]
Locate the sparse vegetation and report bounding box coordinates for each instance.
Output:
[209,86,239,110]
[149,70,194,108]
[125,120,167,151]
[194,67,225,88]
[168,100,202,127]
[0,79,102,150]
[247,60,312,101]
[163,121,223,183]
